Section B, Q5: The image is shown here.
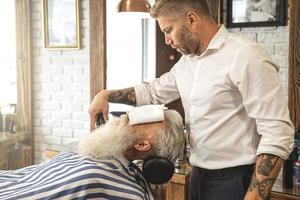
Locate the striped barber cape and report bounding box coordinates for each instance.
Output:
[0,152,155,200]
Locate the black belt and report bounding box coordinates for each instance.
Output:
[194,164,255,177]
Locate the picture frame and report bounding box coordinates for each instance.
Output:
[227,0,287,28]
[43,0,81,49]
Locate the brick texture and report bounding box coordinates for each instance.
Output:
[31,0,90,163]
[228,26,289,97]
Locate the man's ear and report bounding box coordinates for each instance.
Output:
[186,11,198,26]
[134,140,151,152]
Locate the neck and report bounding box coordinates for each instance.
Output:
[124,148,151,161]
[197,19,220,55]
[124,148,142,161]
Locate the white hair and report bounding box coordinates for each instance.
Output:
[78,110,185,161]
[154,110,185,161]
[78,117,140,159]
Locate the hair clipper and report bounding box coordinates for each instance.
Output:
[95,113,105,128]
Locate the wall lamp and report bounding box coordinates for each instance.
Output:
[117,0,151,18]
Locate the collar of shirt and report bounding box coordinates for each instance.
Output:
[113,153,130,168]
[128,161,155,200]
[206,24,230,50]
[111,154,154,199]
[113,154,154,199]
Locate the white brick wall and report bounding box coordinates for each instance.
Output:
[228,26,289,97]
[31,0,90,163]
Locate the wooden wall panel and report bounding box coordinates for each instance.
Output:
[288,0,300,130]
[90,0,106,100]
[15,0,33,163]
[15,0,32,132]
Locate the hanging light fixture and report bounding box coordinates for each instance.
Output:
[117,0,151,13]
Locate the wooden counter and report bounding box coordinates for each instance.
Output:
[46,142,78,157]
[0,131,30,147]
[165,168,190,200]
[0,131,32,169]
[271,181,300,200]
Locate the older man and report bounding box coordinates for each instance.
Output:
[0,109,185,200]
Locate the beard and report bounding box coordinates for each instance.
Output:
[78,117,140,159]
[175,26,202,56]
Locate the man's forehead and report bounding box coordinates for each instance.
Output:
[157,15,185,30]
[157,16,174,31]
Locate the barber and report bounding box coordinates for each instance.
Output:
[89,0,294,199]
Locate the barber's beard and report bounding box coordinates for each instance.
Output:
[78,118,139,159]
[176,26,202,56]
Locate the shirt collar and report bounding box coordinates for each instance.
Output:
[114,153,131,168]
[206,24,230,50]
[115,155,155,200]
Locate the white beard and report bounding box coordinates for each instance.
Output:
[78,117,138,159]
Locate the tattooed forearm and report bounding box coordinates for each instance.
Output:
[108,87,136,106]
[246,154,283,200]
[248,172,275,199]
[257,154,279,176]
[258,178,276,199]
[248,172,259,192]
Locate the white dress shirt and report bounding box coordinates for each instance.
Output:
[134,25,294,169]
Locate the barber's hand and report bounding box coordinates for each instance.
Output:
[89,90,110,129]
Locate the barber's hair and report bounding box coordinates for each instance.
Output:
[153,110,185,161]
[150,0,212,20]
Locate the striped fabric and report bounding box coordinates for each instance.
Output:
[0,152,155,200]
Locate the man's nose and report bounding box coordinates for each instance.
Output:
[165,35,172,45]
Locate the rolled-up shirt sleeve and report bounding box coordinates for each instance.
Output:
[229,43,294,160]
[134,67,180,106]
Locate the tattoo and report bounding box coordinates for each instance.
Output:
[108,87,136,106]
[248,154,281,199]
[248,173,275,199]
[258,178,275,200]
[248,172,259,192]
[258,154,279,176]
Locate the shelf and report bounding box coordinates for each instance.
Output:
[0,131,32,170]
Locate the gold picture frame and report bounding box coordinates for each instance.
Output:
[43,0,81,50]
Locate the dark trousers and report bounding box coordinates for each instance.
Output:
[189,164,254,200]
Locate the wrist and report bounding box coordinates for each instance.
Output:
[99,90,111,100]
